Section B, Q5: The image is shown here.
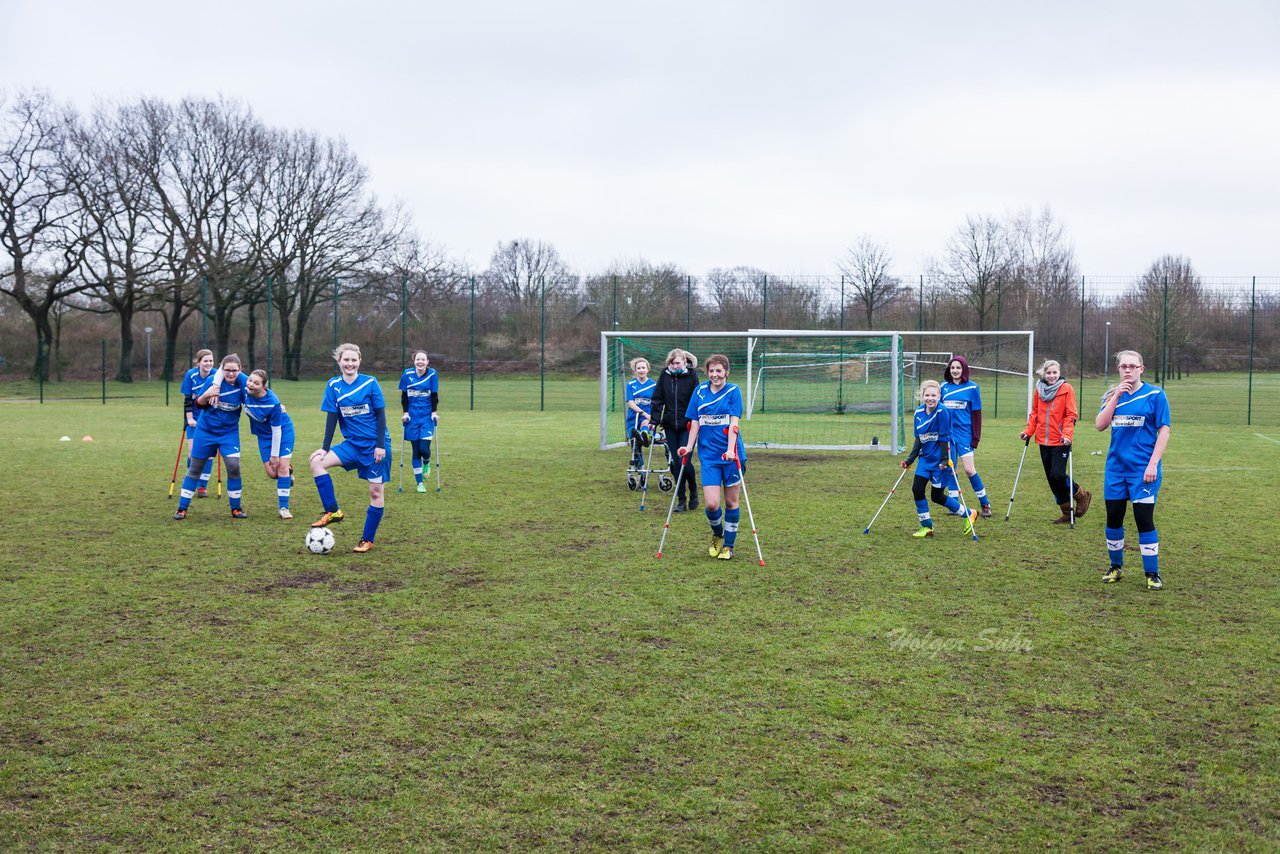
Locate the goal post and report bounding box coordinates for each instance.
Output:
[601,330,1035,452]
[600,330,908,451]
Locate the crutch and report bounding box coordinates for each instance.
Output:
[732,456,765,567]
[947,450,978,541]
[397,437,406,493]
[655,452,689,559]
[168,424,187,498]
[638,406,665,512]
[216,452,223,498]
[1068,443,1075,529]
[864,465,910,534]
[1005,436,1030,521]
[434,421,442,494]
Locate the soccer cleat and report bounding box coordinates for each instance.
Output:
[278,508,293,520]
[231,507,247,519]
[173,508,187,521]
[311,509,345,528]
[912,526,934,538]
[196,487,208,498]
[423,463,431,476]
[352,539,374,553]
[963,508,978,534]
[416,482,427,493]
[980,504,993,518]
[1102,567,1123,583]
[708,535,724,557]
[1146,574,1164,590]
[716,546,733,560]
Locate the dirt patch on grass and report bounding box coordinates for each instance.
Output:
[330,579,404,594]
[248,570,332,593]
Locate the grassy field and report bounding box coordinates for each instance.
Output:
[1,395,1278,850]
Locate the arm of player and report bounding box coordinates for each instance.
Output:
[197,368,225,406]
[678,420,699,459]
[431,391,439,422]
[723,418,740,461]
[902,438,922,468]
[1145,425,1171,482]
[373,407,387,462]
[401,390,411,423]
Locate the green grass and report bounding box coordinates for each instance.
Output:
[1,399,1278,850]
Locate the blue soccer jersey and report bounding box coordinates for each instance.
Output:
[244,388,294,453]
[625,377,656,434]
[913,404,953,469]
[939,380,981,446]
[685,381,747,464]
[200,371,248,434]
[323,373,390,448]
[1102,384,1172,476]
[180,368,215,418]
[399,367,438,420]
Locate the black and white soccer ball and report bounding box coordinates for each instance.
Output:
[305,527,336,554]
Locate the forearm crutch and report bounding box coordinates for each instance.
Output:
[216,452,223,498]
[1005,437,1030,521]
[638,405,666,512]
[398,438,406,493]
[1068,444,1075,529]
[434,423,442,494]
[864,465,910,534]
[168,424,187,498]
[655,452,689,559]
[948,451,978,541]
[732,457,765,567]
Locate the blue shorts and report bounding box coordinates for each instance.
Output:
[185,423,197,440]
[255,423,296,463]
[1104,468,1161,504]
[333,439,392,484]
[916,462,954,490]
[403,418,436,442]
[700,458,743,489]
[190,428,240,460]
[952,441,976,459]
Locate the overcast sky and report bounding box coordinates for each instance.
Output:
[6,0,1277,278]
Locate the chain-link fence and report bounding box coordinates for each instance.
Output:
[2,273,1277,424]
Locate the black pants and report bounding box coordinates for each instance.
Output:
[1039,444,1078,504]
[1106,498,1155,532]
[665,426,697,499]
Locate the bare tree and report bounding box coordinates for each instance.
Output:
[930,214,1011,330]
[0,90,94,380]
[483,239,573,343]
[583,258,690,330]
[1005,207,1080,352]
[838,235,903,329]
[1126,254,1204,383]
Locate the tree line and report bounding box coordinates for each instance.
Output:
[4,90,1275,384]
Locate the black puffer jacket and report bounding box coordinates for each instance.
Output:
[649,368,700,432]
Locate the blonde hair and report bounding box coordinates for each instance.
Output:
[194,349,214,364]
[333,342,362,361]
[628,357,650,373]
[1115,349,1143,367]
[918,379,940,402]
[1037,359,1061,377]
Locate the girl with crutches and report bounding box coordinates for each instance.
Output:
[1020,359,1091,524]
[677,354,746,560]
[902,380,975,538]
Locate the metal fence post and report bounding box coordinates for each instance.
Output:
[1248,275,1256,424]
[469,276,475,411]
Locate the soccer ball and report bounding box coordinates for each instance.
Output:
[305,527,335,554]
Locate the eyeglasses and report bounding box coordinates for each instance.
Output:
[1117,364,1142,370]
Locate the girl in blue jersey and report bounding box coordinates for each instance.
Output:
[245,369,296,520]
[399,350,439,494]
[901,380,974,537]
[677,354,747,560]
[179,349,216,497]
[940,356,993,517]
[309,343,392,553]
[624,357,656,471]
[173,354,249,520]
[1095,350,1172,590]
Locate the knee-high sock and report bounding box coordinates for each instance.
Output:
[276,474,291,509]
[363,505,385,542]
[178,474,199,509]
[227,477,243,509]
[706,506,724,537]
[198,457,213,484]
[915,499,933,528]
[1139,529,1159,575]
[1105,526,1125,568]
[969,473,989,504]
[412,444,424,482]
[723,507,740,548]
[315,473,339,513]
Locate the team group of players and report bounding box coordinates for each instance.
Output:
[174,343,439,553]
[624,348,1172,588]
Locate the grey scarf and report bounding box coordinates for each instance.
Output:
[1037,378,1065,402]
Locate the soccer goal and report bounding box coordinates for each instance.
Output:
[601,330,1035,452]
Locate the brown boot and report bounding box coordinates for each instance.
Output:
[1073,487,1092,518]
[1052,501,1072,524]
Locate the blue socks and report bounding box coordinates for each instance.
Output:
[315,473,339,513]
[178,475,198,509]
[1106,526,1125,567]
[363,506,385,542]
[227,477,242,509]
[915,499,933,528]
[1139,529,1159,576]
[706,507,724,537]
[969,473,989,506]
[723,508,740,548]
[276,474,291,510]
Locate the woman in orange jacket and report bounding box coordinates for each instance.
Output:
[1020,359,1091,523]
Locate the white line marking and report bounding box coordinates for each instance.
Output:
[1254,433,1280,444]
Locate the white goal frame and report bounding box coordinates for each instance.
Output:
[600,329,1034,451]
